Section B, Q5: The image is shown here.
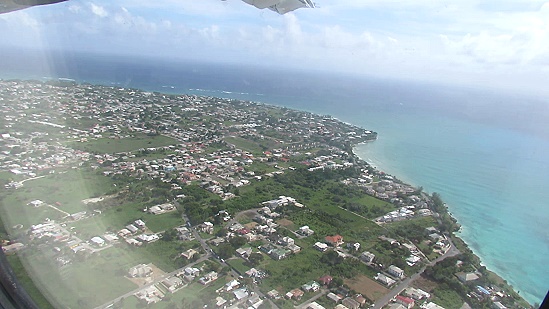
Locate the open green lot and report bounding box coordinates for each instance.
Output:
[69,206,184,240]
[12,239,197,309]
[259,247,324,293]
[224,136,266,155]
[226,258,251,275]
[0,169,115,229]
[69,134,178,154]
[431,286,465,309]
[14,248,136,309]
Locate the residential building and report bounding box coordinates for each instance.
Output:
[360,251,375,263]
[388,265,405,278]
[405,287,430,300]
[286,288,304,300]
[236,247,252,258]
[318,275,333,286]
[456,272,481,283]
[325,234,344,247]
[342,297,361,309]
[421,302,446,309]
[375,273,396,286]
[492,302,507,309]
[301,281,321,292]
[267,289,280,299]
[306,302,326,309]
[314,242,328,252]
[395,295,415,309]
[128,264,153,278]
[162,276,183,293]
[298,225,314,236]
[327,292,341,303]
[354,294,367,307]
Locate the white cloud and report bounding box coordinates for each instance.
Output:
[68,5,81,13]
[90,3,108,18]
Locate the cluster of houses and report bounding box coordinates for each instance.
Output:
[1,80,375,205]
[132,271,187,304]
[453,269,513,307]
[205,197,307,261]
[383,287,443,309]
[130,263,208,305]
[115,219,161,247]
[270,279,370,309]
[146,203,175,215]
[343,170,433,217]
[212,278,265,308]
[306,153,355,172]
[325,292,368,309]
[424,227,451,255]
[373,265,405,287]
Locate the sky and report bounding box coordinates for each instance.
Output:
[1,0,549,98]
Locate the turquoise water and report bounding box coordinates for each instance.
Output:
[351,112,548,305]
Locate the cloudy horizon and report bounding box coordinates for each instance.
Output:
[1,0,549,98]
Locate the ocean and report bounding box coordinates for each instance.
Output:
[1,49,547,305]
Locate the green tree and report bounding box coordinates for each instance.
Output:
[330,277,344,288]
[229,236,247,249]
[249,252,264,266]
[217,243,234,259]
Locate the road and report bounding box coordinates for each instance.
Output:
[372,237,460,309]
[19,175,46,184]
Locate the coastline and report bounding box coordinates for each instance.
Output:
[351,144,537,307]
[0,77,539,307]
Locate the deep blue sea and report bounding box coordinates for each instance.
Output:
[1,49,548,305]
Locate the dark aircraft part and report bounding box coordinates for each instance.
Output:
[0,0,67,14]
[0,250,40,309]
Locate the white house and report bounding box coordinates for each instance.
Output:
[388,265,405,278]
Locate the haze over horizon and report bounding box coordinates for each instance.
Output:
[1,0,549,99]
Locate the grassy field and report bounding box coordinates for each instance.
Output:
[224,136,265,155]
[259,247,325,293]
[69,134,178,154]
[226,258,251,275]
[68,202,183,240]
[11,236,197,309]
[14,249,137,309]
[348,194,396,218]
[431,286,466,309]
[0,169,115,230]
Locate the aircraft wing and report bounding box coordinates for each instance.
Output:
[0,0,67,14]
[241,0,315,14]
[1,0,314,15]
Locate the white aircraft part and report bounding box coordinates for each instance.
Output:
[242,0,281,9]
[269,0,307,14]
[241,0,314,14]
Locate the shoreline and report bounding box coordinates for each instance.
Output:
[0,77,538,307]
[351,144,538,306]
